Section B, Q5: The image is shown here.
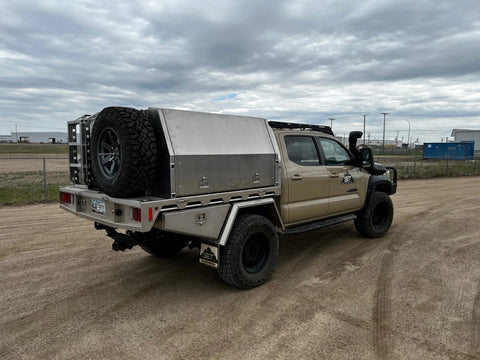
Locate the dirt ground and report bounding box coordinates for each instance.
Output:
[1,177,479,360]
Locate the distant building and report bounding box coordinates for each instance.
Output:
[451,129,480,153]
[9,132,68,144]
[0,134,12,143]
[362,139,403,148]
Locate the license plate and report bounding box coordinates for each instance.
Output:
[92,199,106,215]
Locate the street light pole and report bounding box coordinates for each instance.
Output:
[328,117,335,132]
[381,112,389,152]
[405,118,411,148]
[362,114,368,145]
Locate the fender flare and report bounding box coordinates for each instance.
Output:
[360,173,396,215]
[218,198,284,246]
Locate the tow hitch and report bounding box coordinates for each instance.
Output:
[94,222,142,251]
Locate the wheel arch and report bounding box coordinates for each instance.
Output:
[361,175,395,212]
[218,198,283,247]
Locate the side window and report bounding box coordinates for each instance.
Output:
[318,138,351,165]
[285,136,320,166]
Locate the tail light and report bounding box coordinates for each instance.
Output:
[60,192,73,204]
[132,208,141,222]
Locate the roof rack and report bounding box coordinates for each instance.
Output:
[268,121,334,136]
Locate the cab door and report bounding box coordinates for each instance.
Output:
[281,135,331,225]
[316,137,366,215]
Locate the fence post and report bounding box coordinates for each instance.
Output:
[445,157,449,176]
[413,159,416,178]
[43,158,47,199]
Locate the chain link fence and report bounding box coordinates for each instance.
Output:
[1,155,479,205]
[377,156,480,179]
[0,156,69,205]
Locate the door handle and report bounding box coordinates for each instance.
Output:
[329,172,340,178]
[290,174,304,181]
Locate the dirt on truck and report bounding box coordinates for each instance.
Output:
[60,107,397,289]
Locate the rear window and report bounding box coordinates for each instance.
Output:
[285,136,320,166]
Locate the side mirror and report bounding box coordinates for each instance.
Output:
[360,147,374,167]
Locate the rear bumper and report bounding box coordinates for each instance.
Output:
[59,186,160,232]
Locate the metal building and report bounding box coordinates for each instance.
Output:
[451,129,480,153]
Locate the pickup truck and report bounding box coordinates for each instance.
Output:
[60,107,397,289]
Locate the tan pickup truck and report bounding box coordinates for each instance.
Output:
[60,107,397,289]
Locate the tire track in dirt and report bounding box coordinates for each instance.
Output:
[470,270,480,356]
[373,250,394,359]
[371,205,442,360]
[0,254,204,360]
[371,188,479,360]
[470,268,480,359]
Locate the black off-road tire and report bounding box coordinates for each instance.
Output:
[218,214,279,289]
[140,230,188,258]
[355,191,394,238]
[91,107,157,198]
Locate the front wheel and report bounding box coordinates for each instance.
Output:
[355,191,394,238]
[218,214,279,289]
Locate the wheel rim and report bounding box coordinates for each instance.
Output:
[372,202,388,229]
[242,233,270,274]
[97,127,121,179]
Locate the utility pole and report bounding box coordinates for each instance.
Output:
[381,112,389,152]
[362,114,368,145]
[405,119,411,147]
[328,117,335,132]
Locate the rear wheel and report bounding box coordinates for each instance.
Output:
[218,214,279,289]
[91,107,157,198]
[355,191,394,238]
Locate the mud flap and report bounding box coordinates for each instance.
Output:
[199,243,219,268]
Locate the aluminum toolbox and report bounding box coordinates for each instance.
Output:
[147,108,281,198]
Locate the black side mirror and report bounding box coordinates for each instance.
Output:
[360,147,374,167]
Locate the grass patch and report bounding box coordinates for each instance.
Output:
[0,184,64,206]
[0,143,68,155]
[381,158,480,180]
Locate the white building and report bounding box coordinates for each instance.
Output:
[0,134,12,143]
[10,132,68,143]
[451,129,480,152]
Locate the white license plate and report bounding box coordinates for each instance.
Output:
[92,199,106,215]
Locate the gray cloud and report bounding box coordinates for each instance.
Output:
[0,0,479,142]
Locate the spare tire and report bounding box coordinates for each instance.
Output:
[91,107,157,198]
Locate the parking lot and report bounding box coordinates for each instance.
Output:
[1,177,479,359]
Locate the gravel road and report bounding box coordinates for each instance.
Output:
[1,177,479,360]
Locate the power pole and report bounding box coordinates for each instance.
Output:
[405,119,411,147]
[328,117,335,132]
[362,114,368,145]
[381,112,389,152]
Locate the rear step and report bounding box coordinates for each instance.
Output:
[282,214,356,235]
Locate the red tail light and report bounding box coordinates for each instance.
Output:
[132,208,141,222]
[61,192,72,204]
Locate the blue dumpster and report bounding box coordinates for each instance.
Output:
[423,142,474,160]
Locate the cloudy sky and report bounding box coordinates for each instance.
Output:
[1,0,480,143]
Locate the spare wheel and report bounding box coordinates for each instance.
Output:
[91,107,157,198]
